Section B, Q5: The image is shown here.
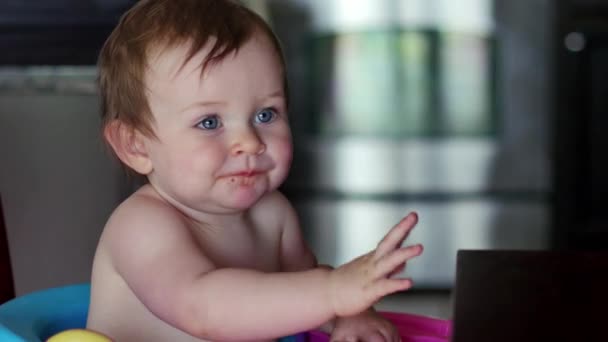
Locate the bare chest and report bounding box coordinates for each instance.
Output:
[190,223,281,272]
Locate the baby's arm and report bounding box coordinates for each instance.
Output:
[274,194,336,332]
[105,193,420,341]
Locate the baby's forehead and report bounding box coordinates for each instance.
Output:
[145,32,280,84]
[145,40,213,82]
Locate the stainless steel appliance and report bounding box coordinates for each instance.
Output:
[272,0,555,288]
[0,0,136,296]
[0,66,129,295]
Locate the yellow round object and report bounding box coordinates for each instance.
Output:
[46,329,113,342]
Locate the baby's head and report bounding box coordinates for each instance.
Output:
[99,0,292,211]
[99,0,285,139]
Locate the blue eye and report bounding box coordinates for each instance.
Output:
[255,108,276,124]
[197,115,221,130]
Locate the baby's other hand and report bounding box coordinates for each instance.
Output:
[328,212,422,317]
[331,310,399,342]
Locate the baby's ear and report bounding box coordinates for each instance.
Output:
[104,120,153,175]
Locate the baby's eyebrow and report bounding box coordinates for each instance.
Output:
[178,90,285,113]
[179,100,226,113]
[263,90,285,100]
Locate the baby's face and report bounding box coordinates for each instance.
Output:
[141,33,292,215]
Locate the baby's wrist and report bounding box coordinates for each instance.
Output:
[318,266,340,316]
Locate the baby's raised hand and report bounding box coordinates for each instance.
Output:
[328,212,423,317]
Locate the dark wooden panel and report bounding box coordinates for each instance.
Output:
[451,250,608,342]
[554,0,608,250]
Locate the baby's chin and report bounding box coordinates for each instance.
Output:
[222,177,274,210]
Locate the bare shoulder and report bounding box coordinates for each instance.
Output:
[103,185,186,236]
[92,185,216,335]
[253,192,316,271]
[249,190,298,231]
[99,185,192,267]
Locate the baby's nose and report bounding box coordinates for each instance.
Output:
[230,130,266,156]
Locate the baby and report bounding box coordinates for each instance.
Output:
[87,0,423,341]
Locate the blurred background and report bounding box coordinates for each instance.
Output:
[1,0,607,318]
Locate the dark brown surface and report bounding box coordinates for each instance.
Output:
[451,250,608,342]
[0,194,15,304]
[554,0,608,250]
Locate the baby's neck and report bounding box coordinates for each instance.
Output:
[138,184,251,229]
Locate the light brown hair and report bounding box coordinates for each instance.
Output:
[98,0,287,142]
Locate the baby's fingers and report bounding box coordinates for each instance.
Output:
[371,277,414,299]
[375,213,418,259]
[374,244,423,279]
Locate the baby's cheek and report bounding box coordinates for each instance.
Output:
[270,137,293,186]
[274,134,293,162]
[191,143,224,167]
[278,141,293,172]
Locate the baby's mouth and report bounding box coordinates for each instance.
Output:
[223,171,263,186]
